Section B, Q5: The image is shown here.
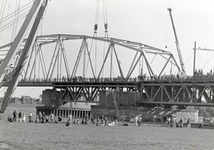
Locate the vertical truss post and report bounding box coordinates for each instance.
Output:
[192,42,197,102]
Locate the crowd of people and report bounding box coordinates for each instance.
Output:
[165,115,185,128]
[8,110,118,127]
[35,112,56,123]
[9,110,191,128]
[8,110,30,123]
[8,110,60,123]
[67,115,118,127]
[135,115,142,126]
[16,66,214,85]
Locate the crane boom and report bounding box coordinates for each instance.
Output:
[0,0,49,113]
[167,8,186,73]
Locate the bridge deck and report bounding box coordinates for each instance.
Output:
[3,79,214,107]
[7,79,214,87]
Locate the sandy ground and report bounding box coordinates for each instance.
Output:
[0,105,214,150]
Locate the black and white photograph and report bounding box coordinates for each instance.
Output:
[0,0,214,149]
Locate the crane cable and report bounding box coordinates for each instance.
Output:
[184,52,193,64]
[85,0,109,77]
[0,0,5,19]
[95,0,100,27]
[201,53,214,69]
[103,0,108,37]
[85,0,100,76]
[0,0,7,29]
[94,0,100,76]
[0,0,8,39]
[94,0,101,76]
[39,0,50,36]
[0,1,33,33]
[11,0,20,42]
[102,0,113,78]
[0,1,32,24]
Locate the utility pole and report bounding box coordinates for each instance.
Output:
[192,41,196,102]
[193,42,196,81]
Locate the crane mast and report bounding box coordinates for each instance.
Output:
[0,0,49,113]
[167,8,186,74]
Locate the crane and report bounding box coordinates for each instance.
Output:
[0,0,49,113]
[167,8,186,76]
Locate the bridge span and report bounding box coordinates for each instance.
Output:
[4,75,214,107]
[0,16,214,111]
[0,0,213,121]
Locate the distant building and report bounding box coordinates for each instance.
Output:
[20,95,36,104]
[31,98,37,104]
[20,95,30,104]
[36,89,98,118]
[10,97,20,104]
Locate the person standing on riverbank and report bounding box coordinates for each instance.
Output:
[13,110,17,122]
[18,112,22,122]
[22,113,26,122]
[29,112,32,122]
[66,113,73,126]
[50,113,54,123]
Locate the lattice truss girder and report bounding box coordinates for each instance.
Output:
[0,34,181,82]
[52,84,138,102]
[141,82,214,104]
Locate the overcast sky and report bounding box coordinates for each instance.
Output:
[44,0,214,75]
[1,0,214,98]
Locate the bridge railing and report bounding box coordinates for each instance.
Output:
[19,73,214,83]
[138,74,214,82]
[19,77,139,83]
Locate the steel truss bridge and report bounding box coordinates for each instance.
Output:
[0,34,213,108]
[1,0,213,115]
